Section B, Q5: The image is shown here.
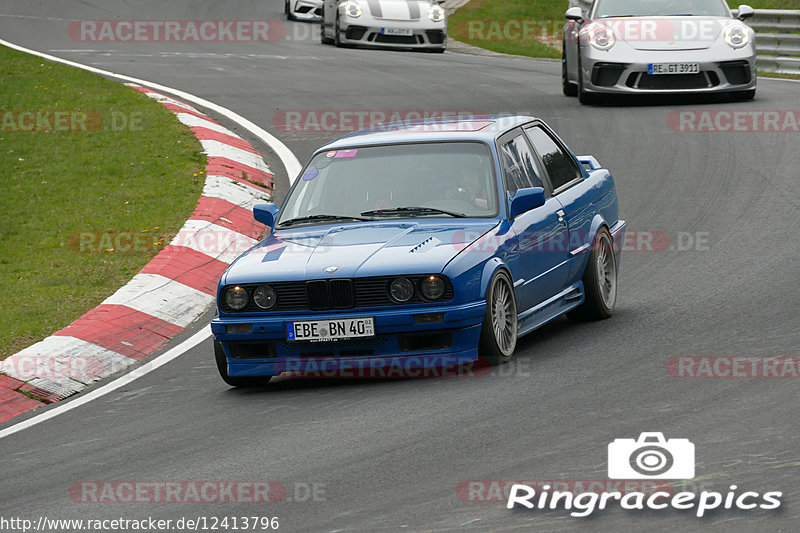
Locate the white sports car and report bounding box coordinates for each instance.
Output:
[286,0,323,21]
[563,0,757,104]
[320,0,447,52]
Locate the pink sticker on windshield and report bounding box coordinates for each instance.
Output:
[334,149,358,158]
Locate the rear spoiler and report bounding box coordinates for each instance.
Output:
[577,155,601,171]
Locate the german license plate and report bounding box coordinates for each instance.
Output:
[648,63,700,75]
[381,27,413,36]
[286,317,375,342]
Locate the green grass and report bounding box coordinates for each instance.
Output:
[448,1,800,58]
[759,71,800,80]
[0,45,206,360]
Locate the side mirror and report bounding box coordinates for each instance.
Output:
[253,203,279,229]
[737,4,754,20]
[508,187,546,219]
[565,7,584,22]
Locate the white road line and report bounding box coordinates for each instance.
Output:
[0,38,302,182]
[0,328,211,441]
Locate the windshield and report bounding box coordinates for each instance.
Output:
[277,142,498,227]
[593,0,729,18]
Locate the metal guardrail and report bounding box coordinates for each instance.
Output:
[568,1,800,74]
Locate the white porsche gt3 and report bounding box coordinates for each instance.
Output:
[320,0,447,52]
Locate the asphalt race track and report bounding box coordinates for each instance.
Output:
[1,1,800,531]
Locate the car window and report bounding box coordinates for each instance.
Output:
[525,126,582,192]
[277,142,498,225]
[499,134,543,195]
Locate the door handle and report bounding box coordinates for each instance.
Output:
[556,210,566,225]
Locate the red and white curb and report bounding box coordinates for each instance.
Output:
[0,86,273,423]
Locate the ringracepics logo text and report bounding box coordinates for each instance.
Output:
[506,433,782,518]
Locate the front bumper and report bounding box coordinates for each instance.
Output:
[339,19,446,50]
[579,45,756,94]
[290,0,323,20]
[212,300,485,377]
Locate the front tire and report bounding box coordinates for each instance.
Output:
[320,9,334,44]
[214,340,272,388]
[568,227,617,321]
[285,0,296,21]
[479,271,518,365]
[577,55,601,105]
[562,41,578,97]
[736,88,756,101]
[334,13,344,47]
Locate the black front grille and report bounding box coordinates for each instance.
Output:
[627,72,717,90]
[592,63,627,87]
[307,280,329,309]
[304,279,354,310]
[220,276,454,313]
[346,26,367,40]
[426,30,445,44]
[720,61,751,85]
[372,33,421,45]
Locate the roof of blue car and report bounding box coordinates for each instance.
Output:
[321,114,538,150]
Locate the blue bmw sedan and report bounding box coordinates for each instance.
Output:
[211,115,626,386]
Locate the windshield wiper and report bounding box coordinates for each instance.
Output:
[279,214,373,226]
[361,206,467,218]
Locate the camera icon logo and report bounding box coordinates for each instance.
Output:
[608,432,695,479]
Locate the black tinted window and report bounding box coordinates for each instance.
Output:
[525,127,581,191]
[499,134,543,195]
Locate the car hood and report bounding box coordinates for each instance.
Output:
[363,0,430,21]
[601,16,729,51]
[222,220,499,285]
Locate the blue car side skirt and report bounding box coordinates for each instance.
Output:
[517,282,584,337]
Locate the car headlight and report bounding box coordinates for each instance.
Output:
[584,23,615,51]
[253,285,277,310]
[225,286,249,311]
[390,278,415,303]
[341,1,362,18]
[420,275,446,301]
[723,23,750,49]
[428,5,445,23]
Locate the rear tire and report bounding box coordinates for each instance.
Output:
[479,271,518,365]
[214,340,272,388]
[568,227,617,321]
